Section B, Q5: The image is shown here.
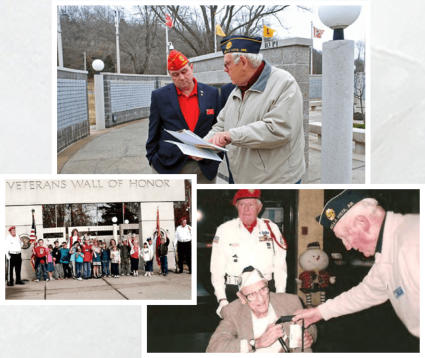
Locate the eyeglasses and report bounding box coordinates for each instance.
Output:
[244,286,269,302]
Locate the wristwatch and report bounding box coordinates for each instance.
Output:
[249,339,256,352]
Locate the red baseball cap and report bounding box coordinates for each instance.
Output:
[167,50,189,71]
[232,189,261,206]
[8,226,16,232]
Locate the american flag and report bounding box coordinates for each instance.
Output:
[30,209,37,243]
[165,14,173,28]
[313,26,325,38]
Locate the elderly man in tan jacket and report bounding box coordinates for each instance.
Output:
[207,266,316,353]
[204,35,305,184]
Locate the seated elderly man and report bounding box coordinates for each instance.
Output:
[207,266,317,353]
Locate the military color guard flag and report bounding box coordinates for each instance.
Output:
[263,25,276,38]
[216,24,226,37]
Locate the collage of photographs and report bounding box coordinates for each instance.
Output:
[0,0,423,357]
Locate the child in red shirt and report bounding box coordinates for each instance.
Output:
[33,239,48,282]
[82,239,93,279]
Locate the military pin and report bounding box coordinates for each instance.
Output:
[200,90,204,96]
[267,243,271,249]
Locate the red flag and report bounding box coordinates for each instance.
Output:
[30,209,37,244]
[165,14,173,28]
[313,26,324,38]
[155,207,162,266]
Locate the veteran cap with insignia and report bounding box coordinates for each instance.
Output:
[317,190,369,230]
[220,35,262,54]
[167,49,189,71]
[232,189,261,206]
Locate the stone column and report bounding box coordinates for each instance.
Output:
[94,73,105,130]
[321,40,354,183]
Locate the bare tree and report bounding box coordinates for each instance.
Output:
[119,6,161,74]
[355,40,365,73]
[354,72,365,121]
[150,5,294,56]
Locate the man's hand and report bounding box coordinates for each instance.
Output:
[255,323,284,349]
[208,132,231,147]
[216,299,229,318]
[292,307,323,327]
[302,330,314,348]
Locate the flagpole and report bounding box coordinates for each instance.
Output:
[165,25,169,74]
[214,15,217,53]
[310,21,313,75]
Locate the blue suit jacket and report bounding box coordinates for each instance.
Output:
[146,82,220,180]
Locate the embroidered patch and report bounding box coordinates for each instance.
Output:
[206,109,214,115]
[393,286,404,299]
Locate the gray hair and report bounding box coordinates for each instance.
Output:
[232,52,263,67]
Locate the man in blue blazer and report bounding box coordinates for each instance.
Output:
[146,50,220,183]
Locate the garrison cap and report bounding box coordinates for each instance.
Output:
[239,266,267,290]
[317,190,369,230]
[220,35,262,54]
[167,50,189,71]
[232,189,261,206]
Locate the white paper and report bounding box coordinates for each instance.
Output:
[165,129,228,152]
[165,140,222,161]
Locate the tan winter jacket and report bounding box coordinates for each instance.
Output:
[205,61,305,183]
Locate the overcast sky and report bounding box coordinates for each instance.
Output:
[273,5,366,50]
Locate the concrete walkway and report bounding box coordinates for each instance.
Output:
[58,117,365,183]
[6,272,191,300]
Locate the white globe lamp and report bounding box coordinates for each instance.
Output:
[318,6,361,40]
[92,59,105,72]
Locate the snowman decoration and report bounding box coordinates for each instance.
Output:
[298,241,335,307]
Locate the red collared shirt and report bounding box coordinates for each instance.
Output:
[176,78,200,131]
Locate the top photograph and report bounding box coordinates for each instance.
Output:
[57,4,366,184]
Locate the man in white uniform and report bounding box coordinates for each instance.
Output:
[210,189,288,317]
[174,217,192,274]
[207,266,316,353]
[293,190,419,338]
[6,226,25,286]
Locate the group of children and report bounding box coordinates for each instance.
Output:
[31,230,161,282]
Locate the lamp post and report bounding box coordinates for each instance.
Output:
[92,59,106,131]
[112,216,118,242]
[318,6,361,184]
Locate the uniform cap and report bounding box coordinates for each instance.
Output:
[8,226,16,232]
[239,266,267,290]
[220,35,262,54]
[232,189,261,206]
[167,50,189,71]
[317,190,369,230]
